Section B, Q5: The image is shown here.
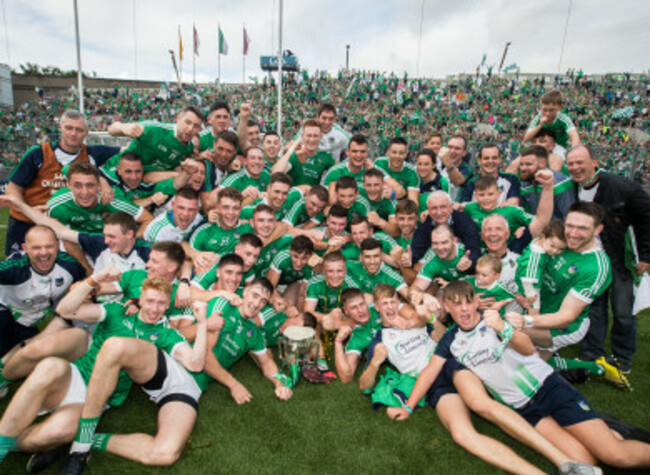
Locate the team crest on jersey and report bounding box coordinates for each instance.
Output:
[568,265,578,275]
[150,332,160,342]
[578,400,591,412]
[55,277,64,287]
[246,329,254,338]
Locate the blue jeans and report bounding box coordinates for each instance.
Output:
[580,264,635,364]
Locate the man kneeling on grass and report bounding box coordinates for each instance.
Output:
[390,280,650,472]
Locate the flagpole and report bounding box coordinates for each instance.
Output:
[132,0,137,78]
[73,0,84,115]
[218,24,221,87]
[193,26,196,86]
[179,25,183,86]
[277,0,283,137]
[242,23,246,84]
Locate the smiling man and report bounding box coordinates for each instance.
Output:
[219,147,271,205]
[0,226,85,357]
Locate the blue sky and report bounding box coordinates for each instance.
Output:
[1,0,648,83]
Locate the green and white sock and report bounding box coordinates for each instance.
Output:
[70,416,101,454]
[91,433,113,452]
[0,434,17,463]
[550,356,604,376]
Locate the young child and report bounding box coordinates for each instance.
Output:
[515,221,566,312]
[524,90,580,152]
[465,255,517,316]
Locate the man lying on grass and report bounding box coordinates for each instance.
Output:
[389,280,650,471]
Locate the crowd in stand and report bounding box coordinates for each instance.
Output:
[0,74,650,474]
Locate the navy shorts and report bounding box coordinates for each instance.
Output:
[516,372,600,427]
[426,358,461,408]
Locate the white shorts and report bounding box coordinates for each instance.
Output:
[39,364,87,415]
[547,318,591,352]
[141,350,202,410]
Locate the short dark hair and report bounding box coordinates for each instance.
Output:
[534,128,556,142]
[244,146,263,158]
[449,134,467,150]
[308,184,329,203]
[474,176,499,192]
[541,220,565,241]
[349,215,370,229]
[335,175,358,192]
[349,134,367,147]
[252,203,275,217]
[68,162,99,181]
[395,199,418,216]
[328,204,349,219]
[248,276,274,295]
[416,148,436,163]
[480,143,501,158]
[388,137,408,149]
[118,152,143,164]
[217,187,243,204]
[521,145,548,161]
[443,279,475,303]
[181,105,205,122]
[567,202,605,228]
[341,287,365,310]
[219,253,244,269]
[263,130,280,139]
[246,119,259,128]
[290,235,314,255]
[317,103,337,116]
[239,233,263,249]
[151,241,185,271]
[270,172,293,187]
[216,130,239,149]
[104,211,138,235]
[322,250,345,265]
[360,237,381,252]
[175,187,200,201]
[363,168,385,181]
[210,101,231,115]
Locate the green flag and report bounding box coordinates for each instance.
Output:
[219,27,228,55]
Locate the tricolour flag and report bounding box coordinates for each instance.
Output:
[219,27,229,55]
[193,24,200,56]
[178,25,183,61]
[243,27,251,56]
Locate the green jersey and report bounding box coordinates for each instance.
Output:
[198,128,218,152]
[346,261,407,294]
[515,242,548,294]
[73,302,185,407]
[344,195,371,223]
[374,157,420,192]
[341,231,397,261]
[526,111,576,149]
[541,248,611,331]
[206,296,267,370]
[102,169,177,204]
[305,274,360,313]
[105,122,194,173]
[240,188,303,221]
[345,304,383,354]
[47,188,142,234]
[116,269,191,320]
[286,151,335,186]
[269,249,313,286]
[189,221,247,254]
[322,161,386,187]
[417,243,467,284]
[258,305,288,347]
[360,189,396,222]
[254,234,294,276]
[283,196,325,227]
[464,276,515,316]
[220,168,271,193]
[463,203,534,237]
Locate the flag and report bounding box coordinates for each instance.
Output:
[178,25,183,61]
[219,27,228,55]
[193,24,200,56]
[481,54,487,66]
[243,27,251,55]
